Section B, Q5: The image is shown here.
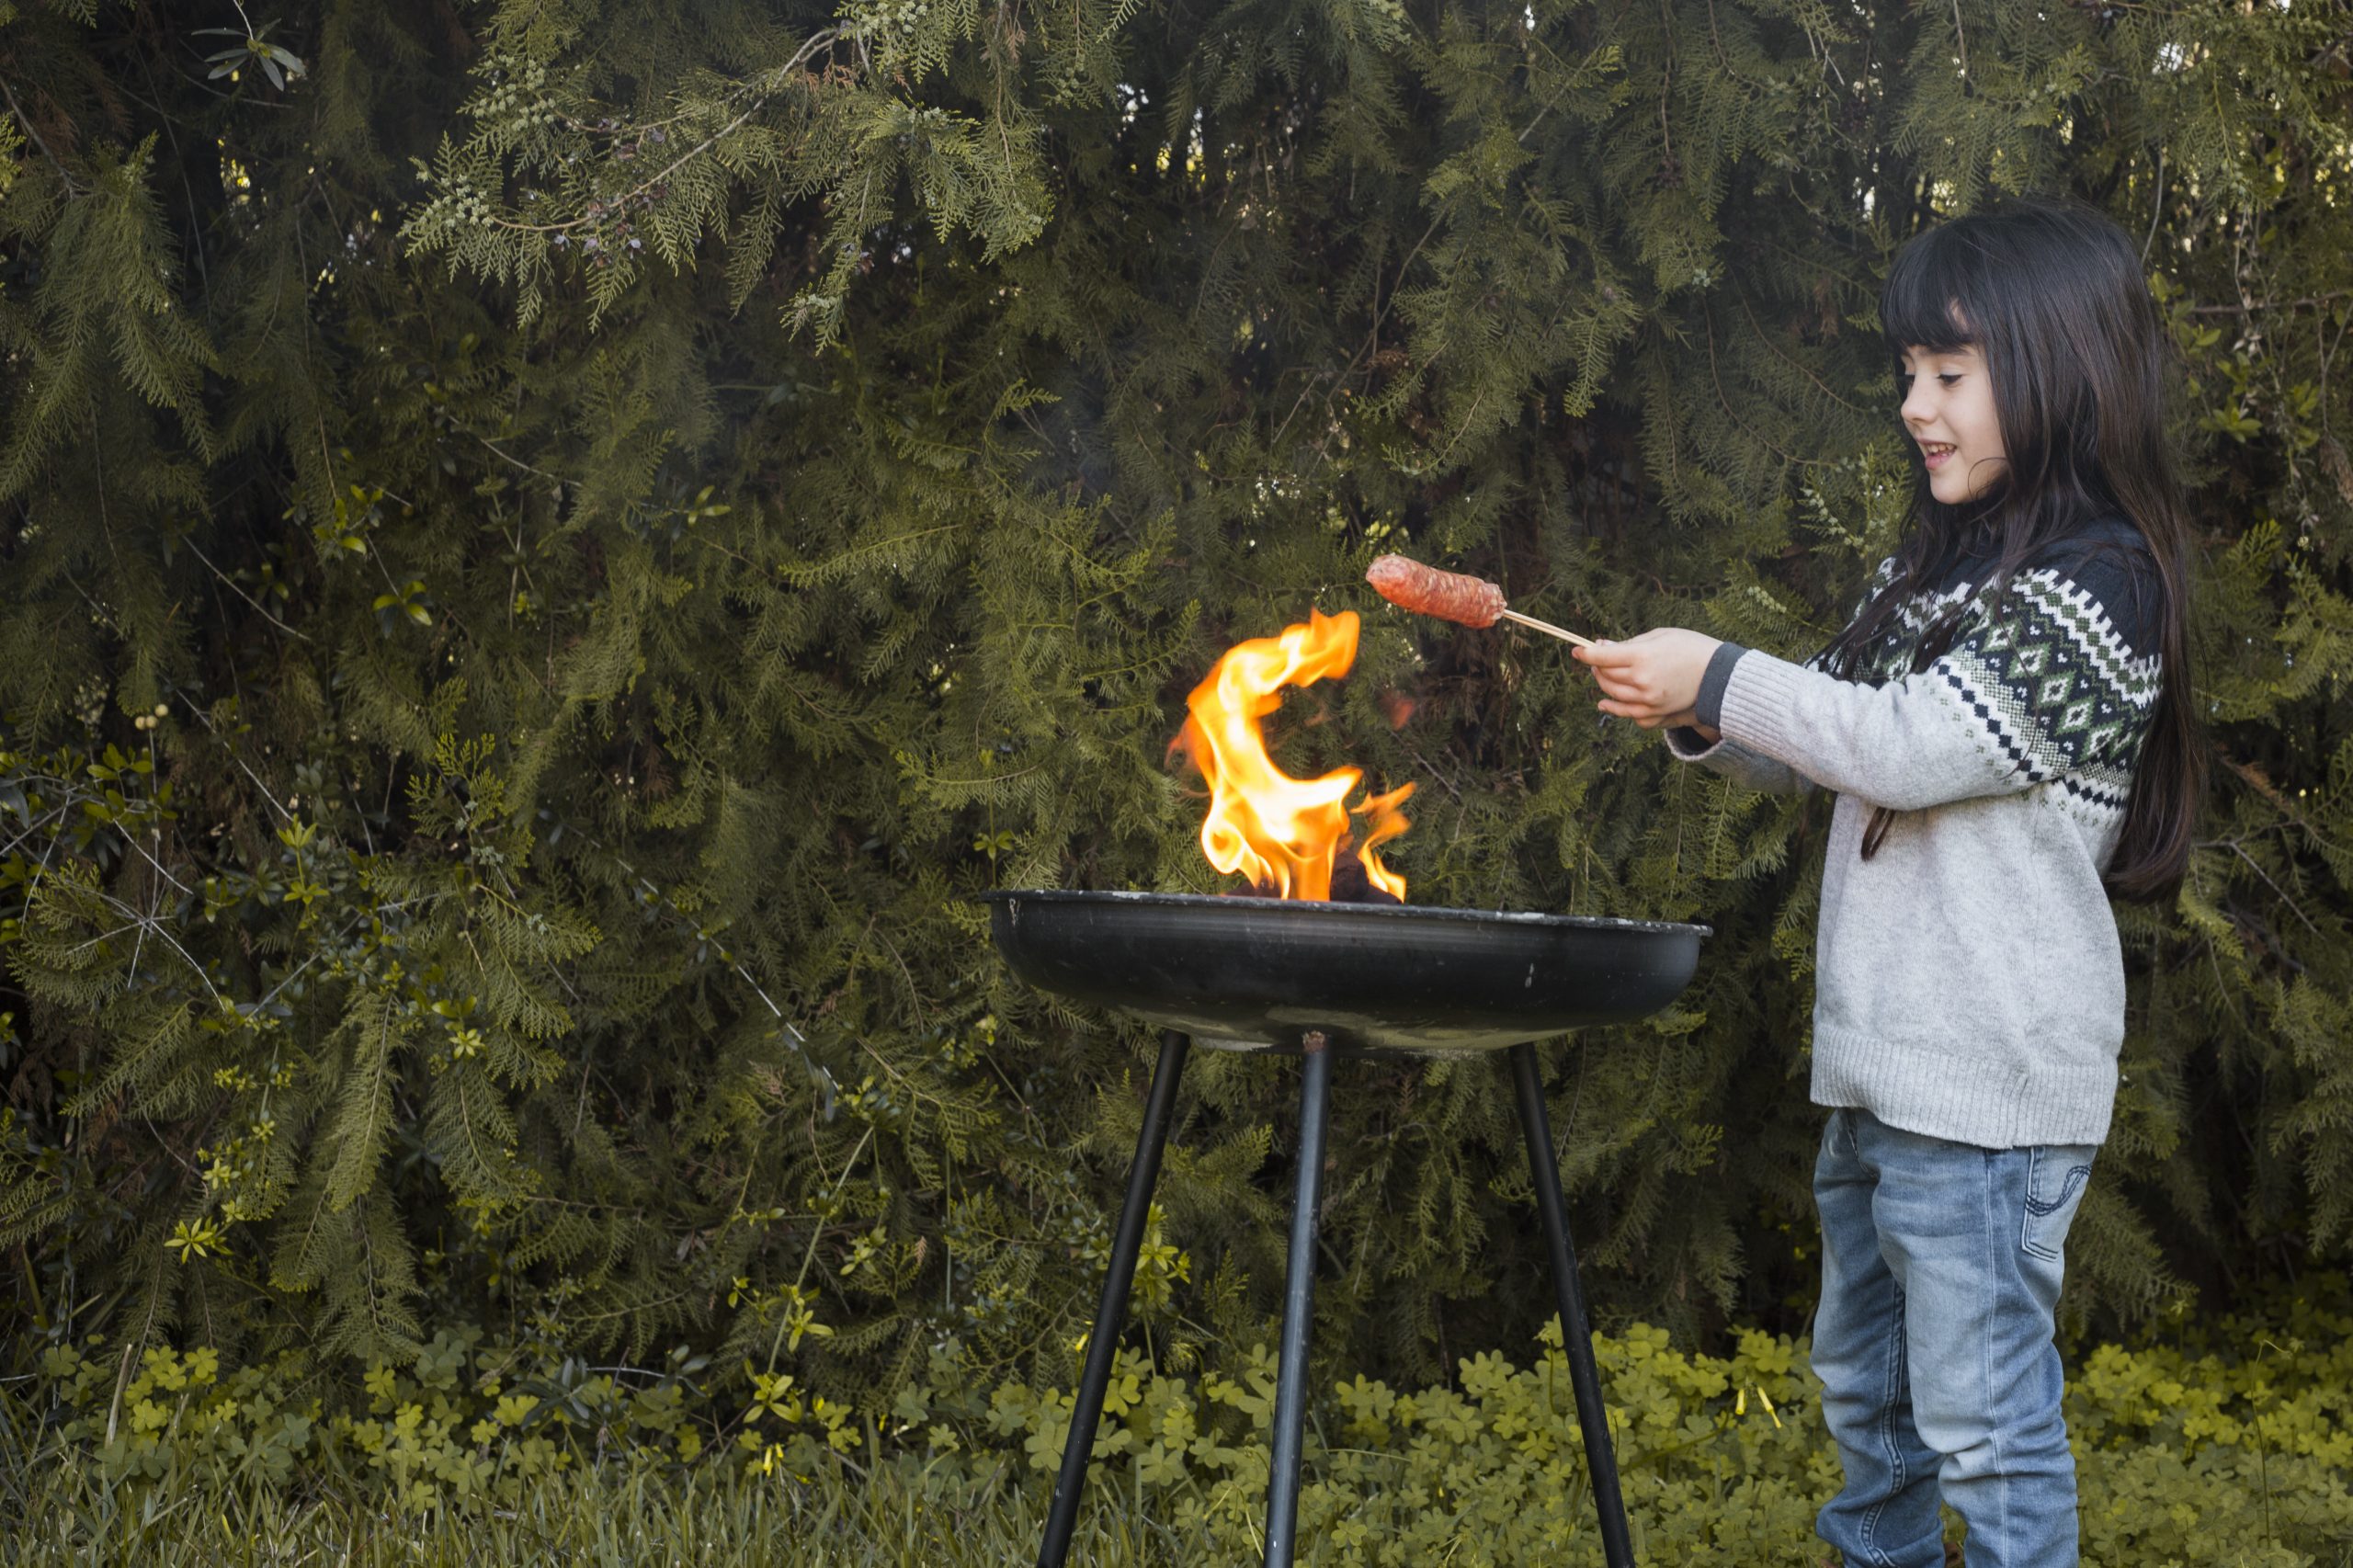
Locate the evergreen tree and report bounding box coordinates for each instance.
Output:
[2,0,2347,1411]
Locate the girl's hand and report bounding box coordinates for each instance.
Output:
[1572,628,1722,730]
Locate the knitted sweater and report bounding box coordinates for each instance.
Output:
[1664,516,2163,1149]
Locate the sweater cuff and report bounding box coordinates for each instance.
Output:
[1714,648,1811,759]
[1664,725,1722,759]
[1695,642,1748,730]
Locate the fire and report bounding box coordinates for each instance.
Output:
[1175,608,1415,901]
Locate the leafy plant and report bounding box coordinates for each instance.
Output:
[1,0,2348,1423]
[10,1295,2353,1565]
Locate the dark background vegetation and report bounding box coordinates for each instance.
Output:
[2,0,2347,1417]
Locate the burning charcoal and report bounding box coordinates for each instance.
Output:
[1325,859,1403,905]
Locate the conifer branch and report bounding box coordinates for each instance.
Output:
[2212,841,2319,936]
[473,29,846,237]
[0,75,85,197]
[0,0,2339,1397]
[1734,294,1869,416]
[1699,302,1826,470]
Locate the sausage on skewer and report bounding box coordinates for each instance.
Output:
[1364,554,1595,647]
[1365,554,1506,627]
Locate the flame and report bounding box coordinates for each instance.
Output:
[1354,783,1415,901]
[1176,608,1415,901]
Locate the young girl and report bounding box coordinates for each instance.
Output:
[1574,199,2200,1568]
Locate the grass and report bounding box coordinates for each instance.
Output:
[0,1392,1196,1568]
[10,1289,2353,1567]
[11,1432,2350,1567]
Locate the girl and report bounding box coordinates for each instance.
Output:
[1574,199,2201,1568]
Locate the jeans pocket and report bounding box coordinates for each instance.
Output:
[2020,1143,2096,1263]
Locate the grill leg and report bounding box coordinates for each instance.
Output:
[1510,1040,1637,1568]
[1037,1028,1191,1568]
[1263,1036,1333,1568]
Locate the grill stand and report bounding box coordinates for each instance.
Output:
[1264,1032,1332,1564]
[1035,1028,1192,1568]
[1034,1030,1635,1568]
[1512,1036,1637,1566]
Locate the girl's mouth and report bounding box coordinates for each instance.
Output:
[1920,441,1957,472]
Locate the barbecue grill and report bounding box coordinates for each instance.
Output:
[983,889,1710,1568]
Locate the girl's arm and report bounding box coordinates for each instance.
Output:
[1601,569,2154,811]
[1661,718,1817,796]
[1578,562,2156,811]
[1585,634,1818,794]
[1707,646,2025,810]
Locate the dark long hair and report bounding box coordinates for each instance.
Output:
[1821,198,2201,903]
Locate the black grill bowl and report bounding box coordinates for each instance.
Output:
[981,890,1708,1056]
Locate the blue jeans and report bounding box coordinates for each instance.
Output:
[1811,1107,2097,1568]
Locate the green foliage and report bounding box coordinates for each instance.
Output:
[1,0,2349,1429]
[10,1299,2353,1565]
[926,1295,2353,1565]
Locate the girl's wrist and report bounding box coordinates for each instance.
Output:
[1693,642,1749,731]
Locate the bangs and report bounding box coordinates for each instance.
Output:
[1881,225,1981,356]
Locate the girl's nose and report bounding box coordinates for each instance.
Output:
[1900,383,1935,429]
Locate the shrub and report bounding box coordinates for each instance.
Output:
[4,0,2348,1414]
[13,1294,2353,1565]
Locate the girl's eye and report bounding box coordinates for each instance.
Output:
[1938,374,1962,387]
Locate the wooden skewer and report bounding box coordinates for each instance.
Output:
[1498,608,1597,649]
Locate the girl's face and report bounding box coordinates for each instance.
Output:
[1898,343,2008,505]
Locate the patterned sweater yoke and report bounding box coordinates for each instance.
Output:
[1848,518,2164,819]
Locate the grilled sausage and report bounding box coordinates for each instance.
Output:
[1365,554,1506,629]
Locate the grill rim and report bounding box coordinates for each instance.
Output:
[975,886,1711,938]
